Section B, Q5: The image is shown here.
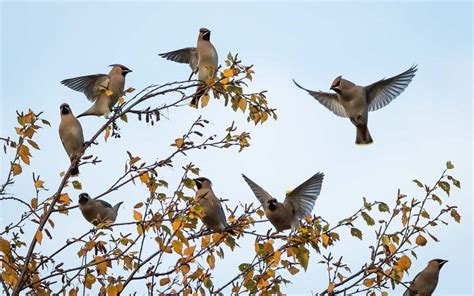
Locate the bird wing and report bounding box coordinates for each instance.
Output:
[364,65,418,112]
[159,47,198,72]
[97,199,113,208]
[284,172,324,219]
[61,74,109,102]
[293,80,348,117]
[242,174,274,208]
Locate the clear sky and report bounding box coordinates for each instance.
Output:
[1,1,472,295]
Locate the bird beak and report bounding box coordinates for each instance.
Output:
[439,260,448,268]
[124,69,132,73]
[193,179,202,189]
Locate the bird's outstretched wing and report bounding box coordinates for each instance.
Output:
[293,80,348,117]
[61,74,109,102]
[365,65,418,112]
[159,47,199,72]
[284,172,324,219]
[242,174,274,208]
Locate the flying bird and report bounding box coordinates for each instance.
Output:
[159,28,218,107]
[242,173,324,232]
[78,193,123,225]
[194,177,235,235]
[61,64,132,117]
[59,103,84,176]
[293,65,417,145]
[404,259,447,296]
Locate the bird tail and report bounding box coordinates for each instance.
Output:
[70,164,79,176]
[355,124,373,145]
[113,201,124,213]
[191,85,206,108]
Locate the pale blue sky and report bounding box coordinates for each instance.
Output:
[1,1,472,295]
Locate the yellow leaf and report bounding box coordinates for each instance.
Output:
[72,180,82,190]
[238,98,247,112]
[35,230,43,244]
[207,254,215,269]
[172,240,183,255]
[120,114,128,123]
[69,287,78,296]
[107,285,118,296]
[223,69,234,78]
[160,278,170,286]
[181,264,190,274]
[172,218,183,232]
[133,210,143,221]
[105,89,114,96]
[118,97,125,104]
[363,278,374,287]
[0,238,10,254]
[175,138,184,148]
[184,245,196,257]
[397,255,412,271]
[201,95,210,108]
[31,198,38,209]
[273,250,281,265]
[327,283,335,293]
[201,235,211,248]
[34,179,44,189]
[386,243,396,255]
[382,292,388,296]
[12,163,22,176]
[415,235,427,246]
[85,273,96,289]
[321,233,330,247]
[95,256,108,275]
[261,111,269,123]
[59,193,71,205]
[139,172,149,184]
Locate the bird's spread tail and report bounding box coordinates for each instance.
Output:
[355,124,373,145]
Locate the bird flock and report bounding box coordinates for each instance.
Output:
[57,27,444,295]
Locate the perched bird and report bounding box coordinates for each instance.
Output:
[194,177,235,234]
[404,259,448,296]
[78,193,123,225]
[159,28,218,107]
[293,65,417,145]
[61,64,132,117]
[59,103,84,176]
[242,173,324,232]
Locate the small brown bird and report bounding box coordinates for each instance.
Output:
[61,64,132,117]
[242,173,324,232]
[78,193,123,225]
[194,177,234,234]
[404,259,447,296]
[293,65,417,145]
[59,103,84,176]
[159,28,218,107]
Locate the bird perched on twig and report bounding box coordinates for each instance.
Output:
[194,177,235,235]
[159,28,218,107]
[404,259,447,296]
[293,65,417,145]
[242,172,324,232]
[78,193,123,225]
[59,103,84,176]
[61,64,132,117]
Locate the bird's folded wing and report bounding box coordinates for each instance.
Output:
[159,47,198,72]
[284,172,324,219]
[97,199,113,209]
[242,174,273,208]
[293,80,348,117]
[61,74,109,102]
[365,65,418,112]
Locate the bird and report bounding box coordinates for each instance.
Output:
[293,65,417,145]
[404,259,447,296]
[194,177,235,235]
[61,64,132,117]
[78,193,123,225]
[59,103,84,176]
[159,28,218,107]
[242,172,324,232]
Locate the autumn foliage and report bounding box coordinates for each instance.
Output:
[0,54,461,295]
